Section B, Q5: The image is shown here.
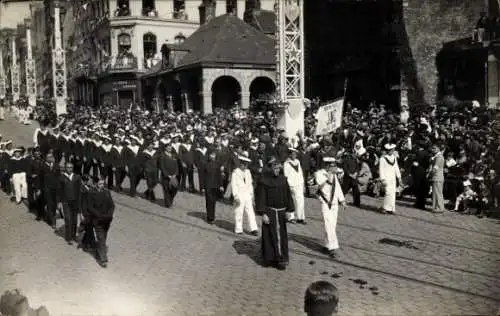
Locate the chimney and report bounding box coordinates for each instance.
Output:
[199,0,216,25]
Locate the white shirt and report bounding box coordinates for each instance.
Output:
[231,168,254,200]
[314,170,345,209]
[283,158,304,188]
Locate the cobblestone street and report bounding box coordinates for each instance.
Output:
[1,117,499,315]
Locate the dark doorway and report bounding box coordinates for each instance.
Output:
[211,76,241,110]
[171,80,183,112]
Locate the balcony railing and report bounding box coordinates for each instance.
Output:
[142,8,158,17]
[144,57,162,69]
[111,9,189,20]
[114,8,131,17]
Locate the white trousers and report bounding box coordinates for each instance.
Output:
[12,172,27,203]
[321,204,339,250]
[234,197,258,233]
[287,185,305,220]
[383,181,397,212]
[0,107,4,119]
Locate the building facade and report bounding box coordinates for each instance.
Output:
[0,0,42,29]
[141,9,277,114]
[64,0,272,107]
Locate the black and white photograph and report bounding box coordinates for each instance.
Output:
[0,0,499,315]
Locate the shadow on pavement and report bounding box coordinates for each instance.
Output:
[288,233,324,254]
[186,211,235,233]
[232,239,264,266]
[187,211,207,222]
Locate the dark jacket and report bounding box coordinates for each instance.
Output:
[58,173,81,203]
[88,189,115,220]
[204,160,222,189]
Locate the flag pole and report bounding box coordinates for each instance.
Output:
[343,77,349,99]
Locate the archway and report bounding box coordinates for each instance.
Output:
[211,76,241,110]
[156,81,167,111]
[249,76,276,111]
[171,80,183,112]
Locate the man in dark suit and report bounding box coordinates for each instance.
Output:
[27,147,44,218]
[87,176,115,268]
[77,174,95,251]
[179,136,195,192]
[159,142,179,208]
[203,149,222,224]
[58,162,81,245]
[40,151,60,229]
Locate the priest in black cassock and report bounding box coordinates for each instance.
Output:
[255,157,295,270]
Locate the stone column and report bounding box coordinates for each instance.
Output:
[201,91,212,114]
[11,37,20,103]
[181,91,190,112]
[25,23,37,106]
[486,53,498,108]
[0,48,6,100]
[240,92,250,109]
[52,1,68,115]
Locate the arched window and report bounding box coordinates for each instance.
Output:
[226,0,237,14]
[115,0,130,16]
[173,0,186,19]
[142,0,157,16]
[118,33,131,55]
[143,33,157,68]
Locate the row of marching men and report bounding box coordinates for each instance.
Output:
[0,136,115,268]
[32,124,279,209]
[31,124,315,231]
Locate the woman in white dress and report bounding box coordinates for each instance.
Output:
[379,143,402,214]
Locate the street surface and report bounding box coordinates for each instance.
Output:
[0,115,499,315]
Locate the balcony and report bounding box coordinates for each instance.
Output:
[97,54,138,74]
[113,54,138,70]
[111,11,191,22]
[142,8,158,17]
[144,57,162,70]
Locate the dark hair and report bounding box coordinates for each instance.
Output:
[0,290,29,316]
[304,281,339,316]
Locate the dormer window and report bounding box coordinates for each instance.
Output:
[174,33,186,45]
[115,0,130,17]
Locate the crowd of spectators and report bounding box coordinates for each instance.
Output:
[25,95,500,217]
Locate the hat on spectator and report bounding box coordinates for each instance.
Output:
[238,151,251,163]
[384,143,396,150]
[463,180,472,186]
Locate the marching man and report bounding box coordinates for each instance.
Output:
[283,147,306,224]
[314,155,346,258]
[9,147,28,204]
[0,98,5,120]
[379,143,402,214]
[231,151,258,236]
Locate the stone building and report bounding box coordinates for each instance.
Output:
[62,0,274,107]
[305,0,486,111]
[141,8,276,114]
[0,0,42,29]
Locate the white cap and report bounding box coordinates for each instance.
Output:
[384,143,396,150]
[463,180,471,186]
[323,157,336,163]
[238,151,251,162]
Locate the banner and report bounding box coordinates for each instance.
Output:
[315,98,344,136]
